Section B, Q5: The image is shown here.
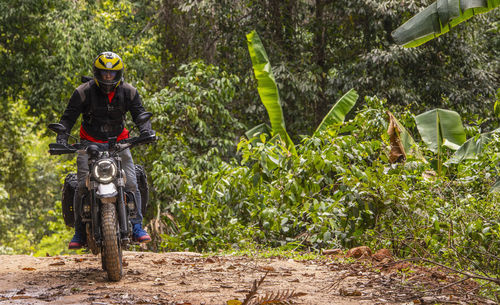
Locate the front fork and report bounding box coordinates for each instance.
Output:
[90,189,101,246]
[115,156,130,244]
[117,186,129,243]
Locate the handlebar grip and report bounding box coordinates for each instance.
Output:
[48,143,77,155]
[137,134,158,145]
[126,134,157,146]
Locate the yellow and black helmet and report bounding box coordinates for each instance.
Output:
[93,52,124,94]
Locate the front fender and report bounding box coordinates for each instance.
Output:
[97,183,118,198]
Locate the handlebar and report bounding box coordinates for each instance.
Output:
[48,134,157,155]
[48,143,78,155]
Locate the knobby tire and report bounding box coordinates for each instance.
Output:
[101,203,123,281]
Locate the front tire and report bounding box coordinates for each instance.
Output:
[101,203,123,281]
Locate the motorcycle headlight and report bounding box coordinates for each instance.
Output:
[92,159,118,183]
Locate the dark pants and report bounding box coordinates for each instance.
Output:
[73,141,143,231]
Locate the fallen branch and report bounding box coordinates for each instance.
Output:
[379,258,500,286]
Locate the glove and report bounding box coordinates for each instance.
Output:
[56,134,69,145]
[137,121,153,136]
[140,129,156,138]
[138,120,154,137]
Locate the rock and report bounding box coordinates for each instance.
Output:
[346,246,372,259]
[339,288,362,296]
[431,271,446,280]
[372,249,392,261]
[322,248,342,255]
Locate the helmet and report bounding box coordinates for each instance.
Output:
[93,52,124,94]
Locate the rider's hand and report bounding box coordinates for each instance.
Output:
[56,134,69,145]
[140,129,156,138]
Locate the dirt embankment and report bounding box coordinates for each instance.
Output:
[0,249,493,305]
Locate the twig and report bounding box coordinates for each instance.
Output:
[422,277,469,294]
[381,258,500,285]
[449,244,492,277]
[457,282,497,304]
[136,9,164,38]
[321,270,360,291]
[292,232,310,252]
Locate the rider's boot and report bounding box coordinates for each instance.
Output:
[132,223,151,243]
[68,225,86,249]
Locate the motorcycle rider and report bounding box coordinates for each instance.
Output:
[57,52,154,249]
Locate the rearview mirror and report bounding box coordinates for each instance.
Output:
[48,123,67,134]
[136,112,153,125]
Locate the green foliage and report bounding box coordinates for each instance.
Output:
[0,114,76,254]
[156,1,498,137]
[143,61,243,231]
[0,0,162,121]
[148,95,499,278]
[33,202,75,257]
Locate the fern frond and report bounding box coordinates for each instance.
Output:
[242,272,268,305]
[250,289,307,305]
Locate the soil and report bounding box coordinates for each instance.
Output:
[0,249,494,305]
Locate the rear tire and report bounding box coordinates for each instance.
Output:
[101,203,123,281]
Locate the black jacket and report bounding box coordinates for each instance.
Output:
[59,80,150,141]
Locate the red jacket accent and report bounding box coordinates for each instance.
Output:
[107,90,115,103]
[79,91,129,143]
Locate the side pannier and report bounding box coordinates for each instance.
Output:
[135,164,149,216]
[62,173,77,227]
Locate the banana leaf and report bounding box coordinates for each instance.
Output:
[415,108,466,152]
[386,111,427,163]
[393,0,500,48]
[314,89,358,136]
[246,30,296,154]
[245,123,272,140]
[492,178,500,193]
[446,128,500,164]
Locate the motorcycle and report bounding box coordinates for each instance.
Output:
[48,112,156,281]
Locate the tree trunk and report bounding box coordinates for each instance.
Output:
[313,0,327,125]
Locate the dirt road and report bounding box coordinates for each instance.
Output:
[0,251,492,304]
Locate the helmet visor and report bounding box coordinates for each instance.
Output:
[97,69,120,84]
[100,70,118,80]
